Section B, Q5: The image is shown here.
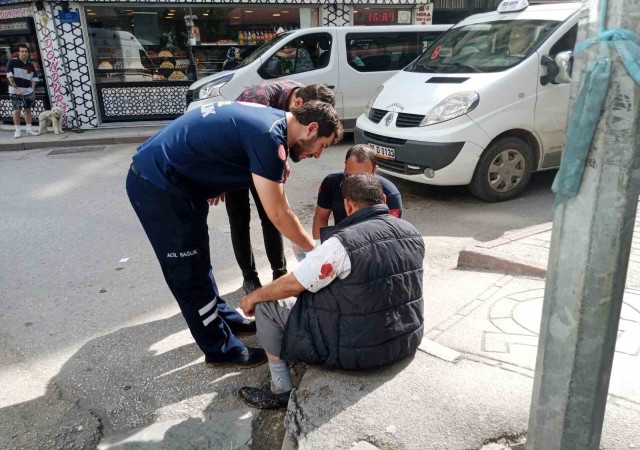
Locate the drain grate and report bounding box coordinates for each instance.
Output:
[47,146,105,155]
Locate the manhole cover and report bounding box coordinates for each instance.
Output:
[47,146,105,155]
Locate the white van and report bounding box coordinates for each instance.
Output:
[354,0,581,201]
[185,25,451,130]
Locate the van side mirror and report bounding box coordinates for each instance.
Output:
[259,58,283,79]
[554,51,573,84]
[540,55,559,86]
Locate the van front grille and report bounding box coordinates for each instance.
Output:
[396,113,425,128]
[368,108,387,124]
[363,131,407,146]
[377,158,423,175]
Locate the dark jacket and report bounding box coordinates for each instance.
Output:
[282,204,425,370]
[235,80,303,110]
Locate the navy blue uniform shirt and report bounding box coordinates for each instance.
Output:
[132,102,288,198]
[317,172,403,225]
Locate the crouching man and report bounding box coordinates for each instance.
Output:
[238,173,425,409]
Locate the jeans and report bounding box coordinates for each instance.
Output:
[126,167,246,360]
[225,186,287,282]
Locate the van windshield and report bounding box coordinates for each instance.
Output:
[408,19,559,74]
[236,32,293,69]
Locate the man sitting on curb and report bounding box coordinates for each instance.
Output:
[238,173,425,408]
[312,144,403,240]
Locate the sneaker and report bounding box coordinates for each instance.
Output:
[14,129,21,139]
[26,129,39,136]
[238,385,291,409]
[242,277,262,295]
[205,346,267,369]
[228,317,257,335]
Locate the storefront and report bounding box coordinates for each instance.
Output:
[0,5,49,123]
[0,0,505,129]
[85,4,309,122]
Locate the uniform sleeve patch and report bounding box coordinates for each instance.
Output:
[389,208,401,218]
[278,144,287,161]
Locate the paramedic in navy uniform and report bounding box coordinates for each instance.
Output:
[126,100,343,369]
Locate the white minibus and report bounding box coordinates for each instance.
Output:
[185,25,451,130]
[355,0,581,201]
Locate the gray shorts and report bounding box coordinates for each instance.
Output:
[10,92,36,110]
[255,297,297,358]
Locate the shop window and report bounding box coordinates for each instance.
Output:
[86,6,302,84]
[346,32,438,73]
[260,33,331,79]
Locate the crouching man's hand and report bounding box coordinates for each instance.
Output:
[240,293,257,317]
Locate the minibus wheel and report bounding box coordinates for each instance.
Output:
[469,137,534,202]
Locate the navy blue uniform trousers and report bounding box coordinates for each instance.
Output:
[126,167,245,360]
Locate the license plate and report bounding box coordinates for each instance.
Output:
[370,143,395,161]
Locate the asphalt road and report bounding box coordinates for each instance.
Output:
[0,136,556,448]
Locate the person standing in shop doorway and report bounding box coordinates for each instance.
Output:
[229,81,336,294]
[7,44,40,139]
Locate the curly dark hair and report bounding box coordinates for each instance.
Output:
[341,173,384,208]
[291,100,343,143]
[296,84,336,107]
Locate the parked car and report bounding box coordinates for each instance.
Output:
[185,24,451,130]
[355,0,581,201]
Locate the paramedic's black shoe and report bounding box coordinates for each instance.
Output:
[238,385,291,409]
[228,317,257,335]
[242,277,262,295]
[206,347,267,369]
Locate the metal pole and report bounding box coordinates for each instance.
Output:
[526,0,640,449]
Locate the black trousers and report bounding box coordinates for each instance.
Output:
[126,168,245,360]
[225,186,287,282]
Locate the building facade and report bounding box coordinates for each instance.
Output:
[0,0,501,128]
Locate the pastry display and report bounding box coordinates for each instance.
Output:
[197,63,206,70]
[152,73,167,80]
[173,50,188,57]
[98,61,113,70]
[159,61,174,69]
[147,50,158,58]
[215,39,237,45]
[168,71,188,80]
[128,61,145,69]
[113,49,123,58]
[175,59,189,69]
[158,49,173,58]
[113,61,124,69]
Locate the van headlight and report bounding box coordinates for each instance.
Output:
[420,91,480,126]
[196,73,234,100]
[365,85,384,117]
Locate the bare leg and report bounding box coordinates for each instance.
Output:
[24,108,32,126]
[12,110,20,127]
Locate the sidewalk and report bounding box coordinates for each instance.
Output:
[285,220,640,449]
[457,215,640,288]
[0,125,163,151]
[286,269,640,449]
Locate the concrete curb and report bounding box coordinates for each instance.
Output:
[1,134,155,152]
[457,222,552,278]
[457,249,548,278]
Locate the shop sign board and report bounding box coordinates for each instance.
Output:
[414,3,434,25]
[0,7,31,19]
[58,11,79,24]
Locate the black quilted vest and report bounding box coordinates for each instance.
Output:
[282,204,425,370]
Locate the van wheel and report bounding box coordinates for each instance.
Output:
[469,137,534,202]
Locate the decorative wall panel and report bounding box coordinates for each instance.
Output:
[0,98,47,122]
[34,2,98,129]
[97,84,189,121]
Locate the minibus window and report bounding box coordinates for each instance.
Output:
[345,32,445,73]
[236,31,292,69]
[409,19,560,74]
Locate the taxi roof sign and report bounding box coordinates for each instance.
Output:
[497,0,529,13]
